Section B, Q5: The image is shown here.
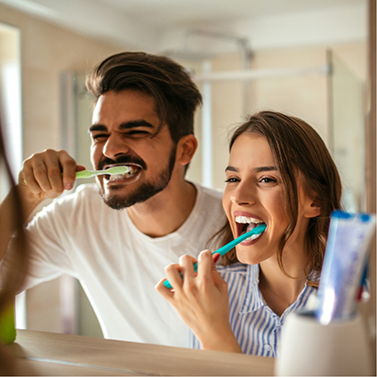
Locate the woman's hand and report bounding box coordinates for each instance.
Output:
[155,250,242,353]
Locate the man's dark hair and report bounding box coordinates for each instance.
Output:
[86,51,202,144]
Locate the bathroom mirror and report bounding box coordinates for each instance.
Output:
[0,0,373,349]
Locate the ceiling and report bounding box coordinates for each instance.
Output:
[77,0,364,27]
[0,0,368,52]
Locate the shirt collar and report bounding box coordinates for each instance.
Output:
[240,264,317,316]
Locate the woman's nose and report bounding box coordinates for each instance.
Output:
[102,134,130,159]
[230,183,256,206]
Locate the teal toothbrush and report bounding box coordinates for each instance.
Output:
[75,166,131,179]
[163,223,266,289]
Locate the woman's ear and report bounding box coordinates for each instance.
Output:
[176,135,198,166]
[304,195,321,218]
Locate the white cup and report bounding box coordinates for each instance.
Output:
[275,311,373,376]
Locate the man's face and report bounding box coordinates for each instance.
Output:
[89,89,176,209]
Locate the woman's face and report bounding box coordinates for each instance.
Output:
[222,133,310,265]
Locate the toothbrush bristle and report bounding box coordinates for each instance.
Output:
[108,166,129,175]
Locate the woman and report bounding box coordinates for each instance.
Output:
[156,111,342,356]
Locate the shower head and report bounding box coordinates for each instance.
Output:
[161,29,252,63]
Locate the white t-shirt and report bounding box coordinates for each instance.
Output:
[1,182,225,347]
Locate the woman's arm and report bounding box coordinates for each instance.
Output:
[155,250,242,353]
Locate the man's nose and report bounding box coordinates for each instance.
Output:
[102,134,130,159]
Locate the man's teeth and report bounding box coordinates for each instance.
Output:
[110,174,126,180]
[108,167,138,180]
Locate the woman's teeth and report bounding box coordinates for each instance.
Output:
[236,216,264,224]
[246,233,263,241]
[235,216,265,241]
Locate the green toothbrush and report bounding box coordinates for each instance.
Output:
[75,166,131,179]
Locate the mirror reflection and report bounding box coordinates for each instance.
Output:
[0,0,369,356]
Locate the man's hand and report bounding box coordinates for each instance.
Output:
[0,149,85,262]
[18,149,85,216]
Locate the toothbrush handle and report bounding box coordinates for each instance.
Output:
[163,224,266,289]
[75,170,94,179]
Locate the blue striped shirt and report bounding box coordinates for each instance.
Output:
[189,263,317,357]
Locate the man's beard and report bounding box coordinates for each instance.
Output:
[99,146,177,210]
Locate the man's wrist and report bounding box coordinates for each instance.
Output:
[16,185,44,222]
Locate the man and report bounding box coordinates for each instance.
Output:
[0,52,225,347]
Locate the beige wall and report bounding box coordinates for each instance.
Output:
[0,3,120,159]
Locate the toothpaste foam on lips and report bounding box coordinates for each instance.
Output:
[315,211,376,325]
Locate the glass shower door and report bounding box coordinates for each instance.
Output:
[328,51,365,212]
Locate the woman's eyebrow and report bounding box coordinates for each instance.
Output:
[254,166,277,172]
[225,165,277,173]
[225,166,238,172]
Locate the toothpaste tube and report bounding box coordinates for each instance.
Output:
[315,210,376,325]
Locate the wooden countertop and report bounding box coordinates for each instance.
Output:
[5,329,275,375]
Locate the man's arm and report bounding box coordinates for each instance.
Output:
[0,149,84,261]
